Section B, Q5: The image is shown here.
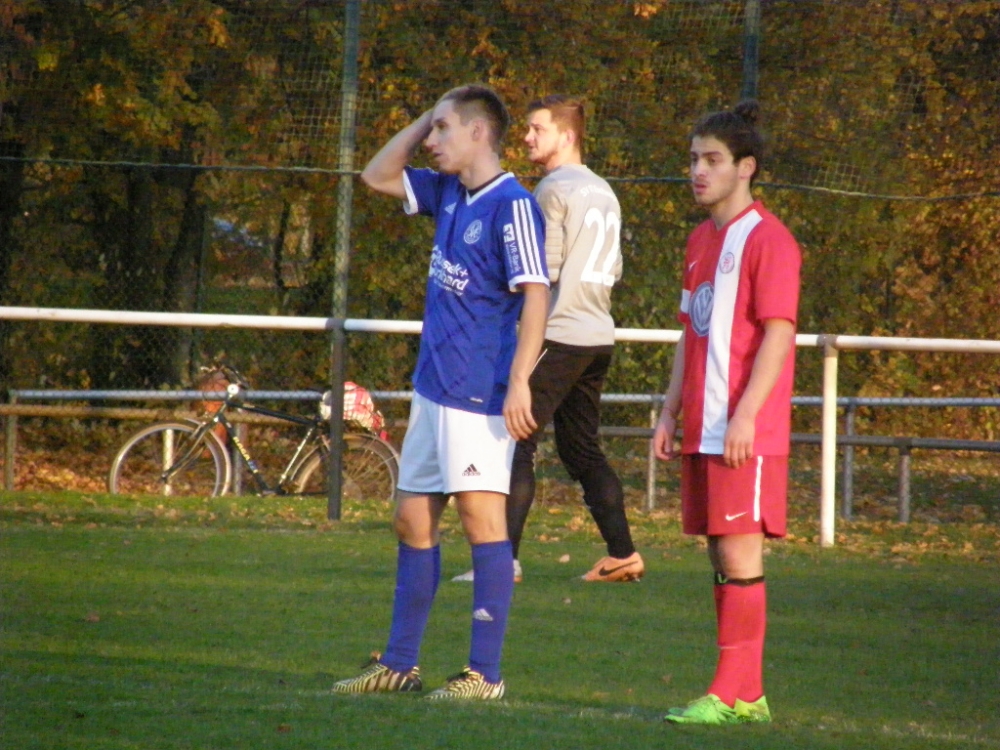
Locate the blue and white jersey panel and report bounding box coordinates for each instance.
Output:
[403,167,549,415]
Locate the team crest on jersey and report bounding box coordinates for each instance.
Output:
[464,219,483,244]
[690,281,714,337]
[719,252,736,274]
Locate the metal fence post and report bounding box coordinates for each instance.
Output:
[327,0,361,521]
[741,0,761,100]
[3,393,16,491]
[820,335,840,547]
[898,444,911,523]
[646,397,657,511]
[232,423,248,495]
[842,402,855,520]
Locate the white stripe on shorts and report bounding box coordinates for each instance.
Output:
[753,455,763,522]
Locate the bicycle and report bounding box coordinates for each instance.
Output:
[107,367,399,502]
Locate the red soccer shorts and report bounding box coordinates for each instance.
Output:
[680,454,788,538]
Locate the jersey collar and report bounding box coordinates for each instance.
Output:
[465,172,513,205]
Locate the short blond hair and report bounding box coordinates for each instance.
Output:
[439,84,511,154]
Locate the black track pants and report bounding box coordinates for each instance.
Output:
[506,341,636,560]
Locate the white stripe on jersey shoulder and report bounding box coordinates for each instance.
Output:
[719,209,764,275]
[734,208,764,238]
[465,172,514,205]
[680,288,691,314]
[513,197,544,277]
[402,170,419,215]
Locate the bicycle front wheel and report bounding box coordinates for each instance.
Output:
[108,420,232,497]
[293,433,398,503]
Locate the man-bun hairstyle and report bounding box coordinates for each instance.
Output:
[732,99,760,127]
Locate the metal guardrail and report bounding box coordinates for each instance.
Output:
[4,389,999,522]
[0,391,334,496]
[793,396,1000,521]
[7,307,1000,545]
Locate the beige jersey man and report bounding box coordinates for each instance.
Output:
[535,164,622,347]
[502,95,642,583]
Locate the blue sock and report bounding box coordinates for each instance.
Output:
[468,540,514,683]
[381,543,440,673]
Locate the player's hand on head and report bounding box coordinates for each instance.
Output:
[503,380,536,441]
[723,414,755,468]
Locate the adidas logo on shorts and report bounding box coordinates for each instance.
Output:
[472,608,494,622]
[462,464,481,477]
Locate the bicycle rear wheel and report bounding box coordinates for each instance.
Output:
[293,433,398,503]
[108,420,232,497]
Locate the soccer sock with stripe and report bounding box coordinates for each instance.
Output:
[707,573,766,706]
[468,540,514,683]
[381,542,440,673]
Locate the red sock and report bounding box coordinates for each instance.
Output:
[706,579,766,706]
[713,579,724,629]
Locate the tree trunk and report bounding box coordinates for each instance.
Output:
[272,199,291,309]
[0,142,25,394]
[89,165,161,388]
[161,169,208,385]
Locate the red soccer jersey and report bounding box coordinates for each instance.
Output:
[678,201,801,456]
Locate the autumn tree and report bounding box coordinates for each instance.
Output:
[2,0,999,439]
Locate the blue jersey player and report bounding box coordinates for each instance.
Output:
[333,85,550,700]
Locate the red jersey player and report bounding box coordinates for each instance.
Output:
[653,99,801,725]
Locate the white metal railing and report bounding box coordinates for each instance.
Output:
[4,305,1000,547]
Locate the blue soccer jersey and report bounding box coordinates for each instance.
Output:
[402,167,549,415]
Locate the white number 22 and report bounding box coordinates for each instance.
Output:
[581,207,620,287]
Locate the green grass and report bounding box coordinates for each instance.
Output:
[2,491,999,749]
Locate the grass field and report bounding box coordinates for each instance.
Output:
[2,490,998,750]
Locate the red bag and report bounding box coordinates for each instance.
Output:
[322,382,387,438]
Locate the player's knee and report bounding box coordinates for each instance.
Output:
[392,511,435,548]
[556,444,604,473]
[461,517,507,545]
[711,555,764,581]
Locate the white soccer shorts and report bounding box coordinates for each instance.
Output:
[397,392,514,496]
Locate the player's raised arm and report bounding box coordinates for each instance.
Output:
[360,109,433,199]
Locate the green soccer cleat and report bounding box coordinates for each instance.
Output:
[664,694,740,725]
[332,653,422,694]
[426,667,505,700]
[734,695,772,723]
